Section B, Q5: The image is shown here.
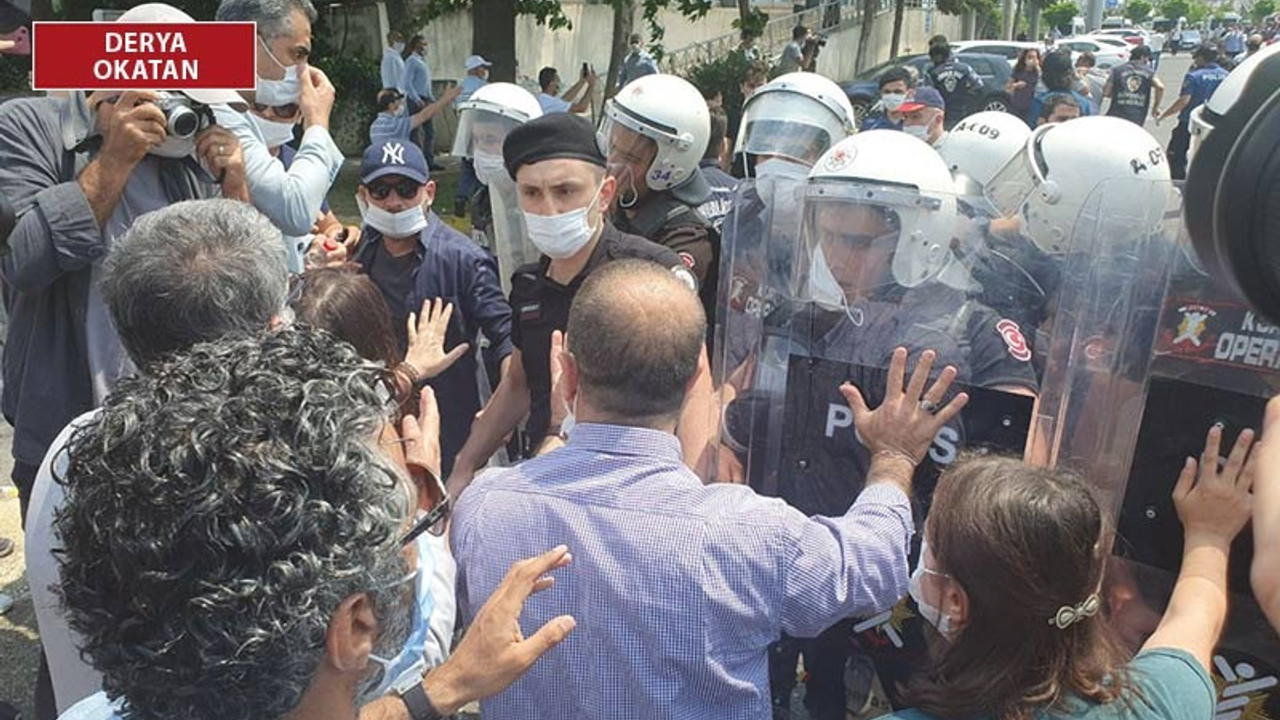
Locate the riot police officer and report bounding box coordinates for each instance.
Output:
[716,72,856,387]
[720,130,1038,718]
[451,82,544,294]
[923,44,983,128]
[598,73,719,320]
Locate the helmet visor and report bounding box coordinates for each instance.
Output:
[735,91,847,166]
[984,126,1050,218]
[451,108,523,159]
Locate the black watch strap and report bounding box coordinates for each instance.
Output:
[399,682,444,720]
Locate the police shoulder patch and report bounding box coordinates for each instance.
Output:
[996,319,1032,362]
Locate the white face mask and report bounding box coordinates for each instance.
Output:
[753,157,810,181]
[882,92,907,110]
[522,183,604,259]
[473,149,507,186]
[257,36,302,106]
[809,247,846,312]
[250,113,298,149]
[392,41,406,53]
[358,194,429,238]
[903,123,931,142]
[909,539,953,637]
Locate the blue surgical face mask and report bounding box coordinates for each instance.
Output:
[354,534,437,705]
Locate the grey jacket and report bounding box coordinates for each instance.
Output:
[0,94,212,466]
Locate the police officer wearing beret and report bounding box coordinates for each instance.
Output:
[448,113,700,493]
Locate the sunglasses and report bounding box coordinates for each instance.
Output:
[252,102,301,120]
[368,179,423,201]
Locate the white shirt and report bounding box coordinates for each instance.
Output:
[31,411,457,717]
[1149,32,1166,51]
[27,411,102,716]
[212,106,344,272]
[538,91,572,114]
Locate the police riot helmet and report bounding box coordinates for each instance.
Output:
[451,82,543,160]
[805,130,962,291]
[938,110,1033,201]
[734,72,856,174]
[985,116,1172,255]
[598,73,712,204]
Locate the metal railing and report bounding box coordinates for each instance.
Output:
[660,0,907,75]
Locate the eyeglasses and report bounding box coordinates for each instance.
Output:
[367,179,423,201]
[286,272,307,307]
[398,461,451,546]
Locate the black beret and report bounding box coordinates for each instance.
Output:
[503,113,607,180]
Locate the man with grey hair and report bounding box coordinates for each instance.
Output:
[24,199,293,715]
[52,325,576,720]
[452,259,968,718]
[214,0,346,271]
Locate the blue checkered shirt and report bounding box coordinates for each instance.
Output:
[451,423,914,719]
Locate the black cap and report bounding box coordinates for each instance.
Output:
[503,113,607,180]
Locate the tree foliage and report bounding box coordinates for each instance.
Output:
[1125,0,1154,23]
[1042,0,1078,31]
[1252,0,1277,24]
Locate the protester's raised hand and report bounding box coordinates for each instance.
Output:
[1174,424,1255,546]
[423,546,576,713]
[838,347,968,466]
[400,385,444,490]
[195,126,247,195]
[298,65,336,129]
[404,298,470,380]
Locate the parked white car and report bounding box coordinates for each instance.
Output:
[1057,36,1130,65]
[951,40,1044,67]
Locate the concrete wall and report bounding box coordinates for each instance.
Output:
[406,4,966,84]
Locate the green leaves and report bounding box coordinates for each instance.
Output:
[1125,0,1154,23]
[1042,0,1079,32]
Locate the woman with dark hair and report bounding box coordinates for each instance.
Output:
[1028,49,1093,125]
[291,265,468,409]
[1007,48,1041,126]
[887,425,1255,720]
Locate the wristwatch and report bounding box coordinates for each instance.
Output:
[398,682,444,720]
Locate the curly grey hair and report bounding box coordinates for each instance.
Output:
[102,199,288,369]
[55,325,411,720]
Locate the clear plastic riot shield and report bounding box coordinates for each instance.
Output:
[715,177,1044,712]
[483,176,541,294]
[1031,178,1280,717]
[712,167,808,391]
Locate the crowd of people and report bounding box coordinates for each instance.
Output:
[2,2,1280,720]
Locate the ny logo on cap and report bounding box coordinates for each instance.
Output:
[382,143,406,165]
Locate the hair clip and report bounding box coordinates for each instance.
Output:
[1048,592,1101,630]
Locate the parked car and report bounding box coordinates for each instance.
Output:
[1057,36,1130,64]
[951,40,1044,66]
[841,52,1013,126]
[1095,27,1149,45]
[1177,29,1203,50]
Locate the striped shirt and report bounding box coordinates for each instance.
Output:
[452,422,914,719]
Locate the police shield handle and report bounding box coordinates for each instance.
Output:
[423,546,577,714]
[1142,424,1255,674]
[1252,396,1280,634]
[299,65,336,131]
[838,348,970,496]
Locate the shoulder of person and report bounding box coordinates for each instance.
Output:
[1126,648,1217,720]
[605,227,699,288]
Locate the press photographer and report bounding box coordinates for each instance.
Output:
[0,1,248,556]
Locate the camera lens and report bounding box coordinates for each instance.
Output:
[167,106,200,138]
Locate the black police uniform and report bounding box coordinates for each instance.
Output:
[925,58,984,126]
[1106,61,1158,126]
[724,283,1037,719]
[509,221,694,454]
[615,191,720,330]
